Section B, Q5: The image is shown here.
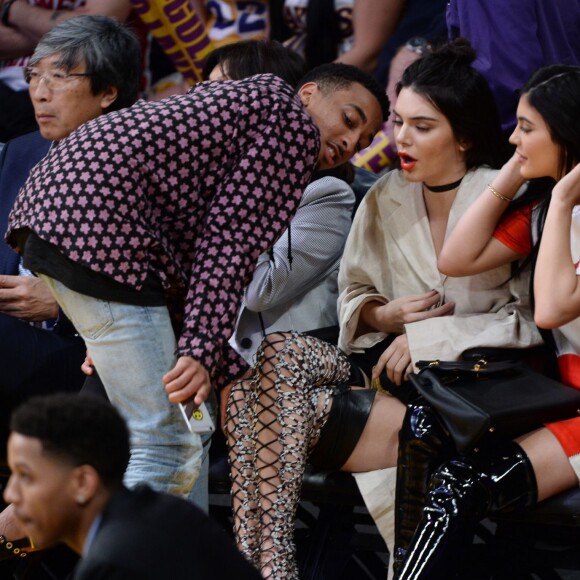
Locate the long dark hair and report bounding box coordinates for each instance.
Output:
[509,65,580,272]
[524,65,580,179]
[508,66,580,361]
[397,39,508,170]
[202,39,307,87]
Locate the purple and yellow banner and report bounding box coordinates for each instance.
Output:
[352,126,396,173]
[132,0,214,84]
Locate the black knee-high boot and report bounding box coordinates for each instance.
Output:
[393,402,456,572]
[396,440,538,580]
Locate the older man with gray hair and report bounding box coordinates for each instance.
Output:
[0,15,141,560]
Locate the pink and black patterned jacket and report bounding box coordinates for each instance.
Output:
[7,74,320,386]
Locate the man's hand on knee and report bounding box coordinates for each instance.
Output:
[163,356,211,406]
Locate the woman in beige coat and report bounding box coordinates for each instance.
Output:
[224,41,541,579]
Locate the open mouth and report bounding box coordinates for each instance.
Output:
[325,144,336,166]
[326,142,344,166]
[398,152,417,171]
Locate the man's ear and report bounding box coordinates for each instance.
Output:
[71,465,101,506]
[297,82,318,107]
[99,85,119,111]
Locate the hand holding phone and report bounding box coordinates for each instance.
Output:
[179,400,215,434]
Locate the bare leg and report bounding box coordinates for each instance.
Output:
[517,427,579,501]
[226,332,352,579]
[341,390,405,473]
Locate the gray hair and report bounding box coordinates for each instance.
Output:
[30,15,141,112]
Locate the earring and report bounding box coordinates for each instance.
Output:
[77,495,87,506]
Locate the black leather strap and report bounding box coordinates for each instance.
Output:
[0,535,31,560]
[308,383,376,471]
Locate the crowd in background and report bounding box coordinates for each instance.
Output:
[1,1,580,579]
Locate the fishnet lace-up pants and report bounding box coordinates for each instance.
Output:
[225,332,352,579]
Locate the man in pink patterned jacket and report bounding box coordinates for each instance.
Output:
[7,63,388,498]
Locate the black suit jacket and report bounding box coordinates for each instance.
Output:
[73,485,261,580]
[0,131,80,337]
[0,132,84,455]
[0,130,50,275]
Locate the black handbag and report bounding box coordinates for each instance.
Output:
[408,358,580,454]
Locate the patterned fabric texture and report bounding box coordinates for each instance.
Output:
[225,331,352,578]
[8,74,320,386]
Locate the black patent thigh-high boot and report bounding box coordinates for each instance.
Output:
[396,440,538,580]
[393,402,456,573]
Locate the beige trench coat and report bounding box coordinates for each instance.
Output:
[336,167,541,576]
[338,166,541,364]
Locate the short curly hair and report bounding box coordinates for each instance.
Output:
[297,62,389,122]
[10,393,130,489]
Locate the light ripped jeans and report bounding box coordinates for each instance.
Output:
[41,276,202,497]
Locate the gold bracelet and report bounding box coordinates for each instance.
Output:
[487,183,512,203]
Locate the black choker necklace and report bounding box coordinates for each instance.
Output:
[423,176,464,193]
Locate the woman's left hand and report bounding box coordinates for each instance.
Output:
[372,334,413,386]
[552,163,580,207]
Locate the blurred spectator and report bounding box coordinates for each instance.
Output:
[3,393,261,579]
[146,0,271,99]
[191,0,268,47]
[202,38,306,85]
[352,0,447,176]
[277,0,405,73]
[372,0,446,86]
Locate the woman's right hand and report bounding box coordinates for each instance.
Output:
[369,290,455,334]
[552,162,580,207]
[373,334,413,386]
[438,154,527,277]
[494,151,527,195]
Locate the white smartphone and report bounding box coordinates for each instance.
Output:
[179,400,215,434]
